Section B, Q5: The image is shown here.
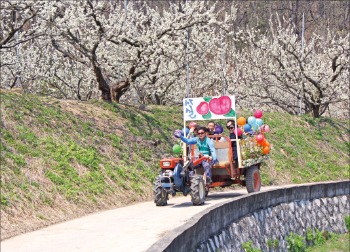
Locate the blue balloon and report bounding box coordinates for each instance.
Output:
[256,118,263,127]
[251,123,259,131]
[247,116,256,126]
[243,123,251,132]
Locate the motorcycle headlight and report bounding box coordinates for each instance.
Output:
[162,161,171,167]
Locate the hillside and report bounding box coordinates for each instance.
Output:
[1,90,349,240]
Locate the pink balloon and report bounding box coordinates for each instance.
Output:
[234,128,243,136]
[255,134,265,143]
[254,109,263,119]
[260,124,270,133]
[188,121,197,128]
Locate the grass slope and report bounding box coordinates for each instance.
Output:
[1,90,349,240]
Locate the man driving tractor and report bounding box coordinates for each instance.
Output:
[174,126,217,184]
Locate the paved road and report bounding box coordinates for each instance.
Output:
[1,186,284,252]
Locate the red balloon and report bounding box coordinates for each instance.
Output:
[256,134,265,143]
[254,109,263,119]
[234,128,243,136]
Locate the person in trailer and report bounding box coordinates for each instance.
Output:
[206,121,216,135]
[226,120,242,168]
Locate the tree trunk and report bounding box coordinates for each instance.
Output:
[93,64,111,101]
[311,104,321,118]
[110,79,130,103]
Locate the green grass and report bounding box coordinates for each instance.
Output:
[285,229,350,252]
[1,92,173,211]
[306,233,350,252]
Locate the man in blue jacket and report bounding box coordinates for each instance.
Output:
[175,127,217,183]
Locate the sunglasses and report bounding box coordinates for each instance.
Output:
[197,132,205,135]
[227,126,235,129]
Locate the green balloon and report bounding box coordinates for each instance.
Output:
[172,144,182,154]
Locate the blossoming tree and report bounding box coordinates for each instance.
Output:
[229,15,349,118]
[1,1,348,118]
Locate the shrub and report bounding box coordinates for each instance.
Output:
[345,215,350,232]
[287,232,306,252]
[242,240,261,252]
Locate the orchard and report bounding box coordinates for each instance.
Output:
[1,1,349,118]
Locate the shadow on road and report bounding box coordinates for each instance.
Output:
[206,192,244,200]
[168,192,245,208]
[169,202,195,208]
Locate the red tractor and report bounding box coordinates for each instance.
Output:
[153,95,268,206]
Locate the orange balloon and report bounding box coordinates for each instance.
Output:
[265,141,270,147]
[263,146,270,154]
[237,117,246,126]
[261,139,268,147]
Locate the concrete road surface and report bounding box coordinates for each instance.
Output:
[1,186,284,252]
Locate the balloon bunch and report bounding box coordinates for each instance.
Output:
[237,109,271,156]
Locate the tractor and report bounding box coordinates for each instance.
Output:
[154,95,268,206]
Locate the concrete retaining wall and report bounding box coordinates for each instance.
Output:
[147,180,349,252]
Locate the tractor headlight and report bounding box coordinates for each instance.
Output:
[162,161,171,167]
[162,170,173,177]
[167,170,173,177]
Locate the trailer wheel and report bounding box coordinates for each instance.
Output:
[246,166,261,193]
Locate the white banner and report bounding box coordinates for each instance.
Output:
[183,95,236,121]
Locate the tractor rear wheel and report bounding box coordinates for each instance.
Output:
[190,175,205,205]
[246,166,261,193]
[154,176,168,206]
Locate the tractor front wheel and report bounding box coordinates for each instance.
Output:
[154,176,168,206]
[245,166,261,193]
[190,175,206,205]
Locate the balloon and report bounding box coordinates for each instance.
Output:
[263,146,270,154]
[260,124,270,133]
[255,134,265,143]
[234,128,243,136]
[256,118,263,127]
[188,121,197,128]
[254,109,263,119]
[247,116,256,126]
[174,129,182,138]
[261,139,268,147]
[264,141,270,147]
[243,123,252,132]
[172,144,182,154]
[181,127,190,136]
[214,124,223,134]
[237,117,246,126]
[251,122,260,131]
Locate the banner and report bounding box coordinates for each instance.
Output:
[183,95,236,121]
